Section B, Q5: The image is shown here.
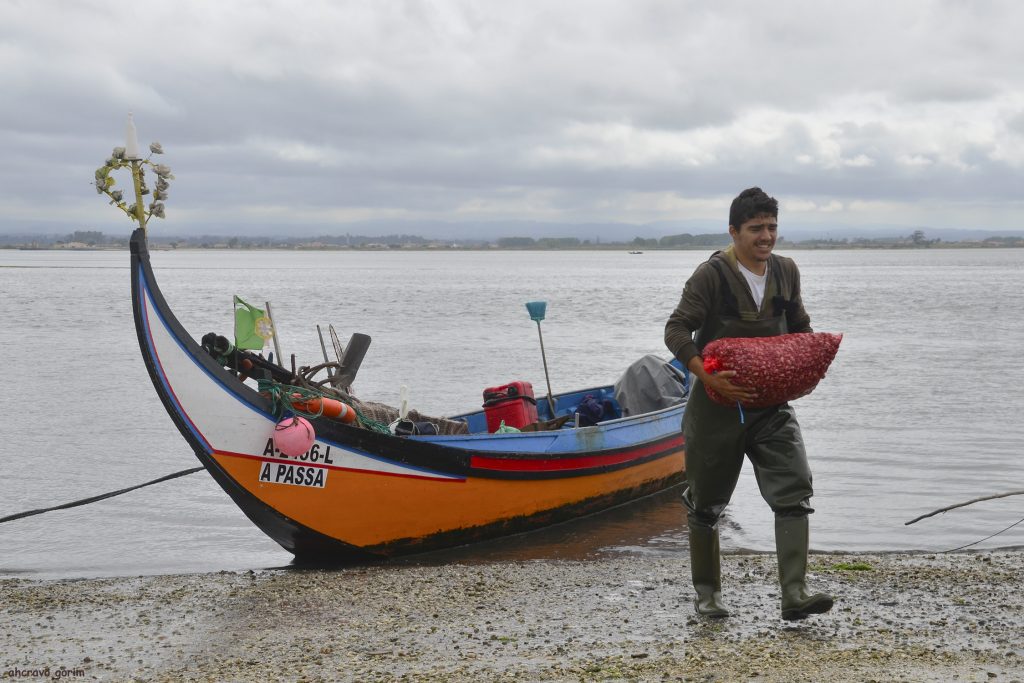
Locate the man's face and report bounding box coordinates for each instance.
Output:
[730,213,777,265]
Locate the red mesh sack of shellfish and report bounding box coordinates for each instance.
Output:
[702,332,842,408]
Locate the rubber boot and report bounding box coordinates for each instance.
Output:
[775,515,834,621]
[688,521,730,618]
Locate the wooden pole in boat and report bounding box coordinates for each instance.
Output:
[130,159,147,232]
[535,322,557,417]
[125,113,147,234]
[525,301,557,417]
[329,325,345,364]
[265,301,283,365]
[316,325,336,379]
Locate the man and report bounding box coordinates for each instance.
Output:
[664,187,834,621]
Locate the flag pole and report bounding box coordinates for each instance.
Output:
[265,301,283,365]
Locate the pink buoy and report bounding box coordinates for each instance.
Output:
[274,417,315,457]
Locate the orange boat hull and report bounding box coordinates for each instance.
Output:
[212,449,684,553]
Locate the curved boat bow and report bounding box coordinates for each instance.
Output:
[131,228,686,560]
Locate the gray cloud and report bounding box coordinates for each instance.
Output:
[2,0,1023,236]
[1006,111,1024,136]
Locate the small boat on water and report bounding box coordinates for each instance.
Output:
[130,227,687,560]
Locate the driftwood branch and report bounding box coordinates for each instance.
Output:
[905,490,1024,526]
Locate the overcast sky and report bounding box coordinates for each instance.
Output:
[3,0,1023,237]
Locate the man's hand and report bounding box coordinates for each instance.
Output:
[703,370,758,404]
[687,355,758,404]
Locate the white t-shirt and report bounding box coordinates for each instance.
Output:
[737,261,768,309]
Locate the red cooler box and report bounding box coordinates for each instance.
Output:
[483,381,538,432]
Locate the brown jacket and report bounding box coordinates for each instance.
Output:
[664,245,812,368]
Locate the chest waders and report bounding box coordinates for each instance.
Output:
[681,250,833,620]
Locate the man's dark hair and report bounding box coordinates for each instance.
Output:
[729,187,778,228]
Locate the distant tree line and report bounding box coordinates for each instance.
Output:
[4,228,1023,250]
[499,233,733,249]
[657,232,733,247]
[497,237,584,248]
[64,230,112,245]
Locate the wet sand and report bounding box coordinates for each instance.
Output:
[2,550,1022,682]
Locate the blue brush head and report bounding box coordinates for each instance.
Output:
[525,300,547,322]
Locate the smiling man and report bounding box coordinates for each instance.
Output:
[665,187,834,621]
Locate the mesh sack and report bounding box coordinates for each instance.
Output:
[702,332,842,408]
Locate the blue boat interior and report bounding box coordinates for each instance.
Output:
[451,358,688,435]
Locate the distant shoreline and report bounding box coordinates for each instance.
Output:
[3,241,1023,251]
[6,228,1022,251]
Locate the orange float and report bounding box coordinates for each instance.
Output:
[290,395,357,423]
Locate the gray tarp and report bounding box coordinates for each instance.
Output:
[613,354,689,417]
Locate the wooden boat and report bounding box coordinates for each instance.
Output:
[130,227,686,560]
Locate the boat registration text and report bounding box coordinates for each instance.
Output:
[262,438,335,464]
[258,462,328,488]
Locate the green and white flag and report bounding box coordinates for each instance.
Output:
[234,295,273,350]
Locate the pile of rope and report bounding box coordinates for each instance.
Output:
[351,400,470,436]
[257,372,469,436]
[257,378,392,434]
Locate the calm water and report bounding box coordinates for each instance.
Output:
[1,246,1022,579]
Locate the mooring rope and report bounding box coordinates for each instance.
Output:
[941,514,1024,553]
[0,467,204,525]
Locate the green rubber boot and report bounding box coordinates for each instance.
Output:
[775,515,834,621]
[688,520,730,618]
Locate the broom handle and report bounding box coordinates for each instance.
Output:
[536,322,557,417]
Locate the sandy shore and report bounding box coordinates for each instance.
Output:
[2,550,1022,682]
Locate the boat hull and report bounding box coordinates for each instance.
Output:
[212,449,683,556]
[130,229,685,560]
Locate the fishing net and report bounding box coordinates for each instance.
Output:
[349,400,469,436]
[258,379,469,436]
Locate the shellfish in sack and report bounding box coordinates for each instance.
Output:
[702,332,843,409]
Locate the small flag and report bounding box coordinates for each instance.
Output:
[234,295,273,350]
